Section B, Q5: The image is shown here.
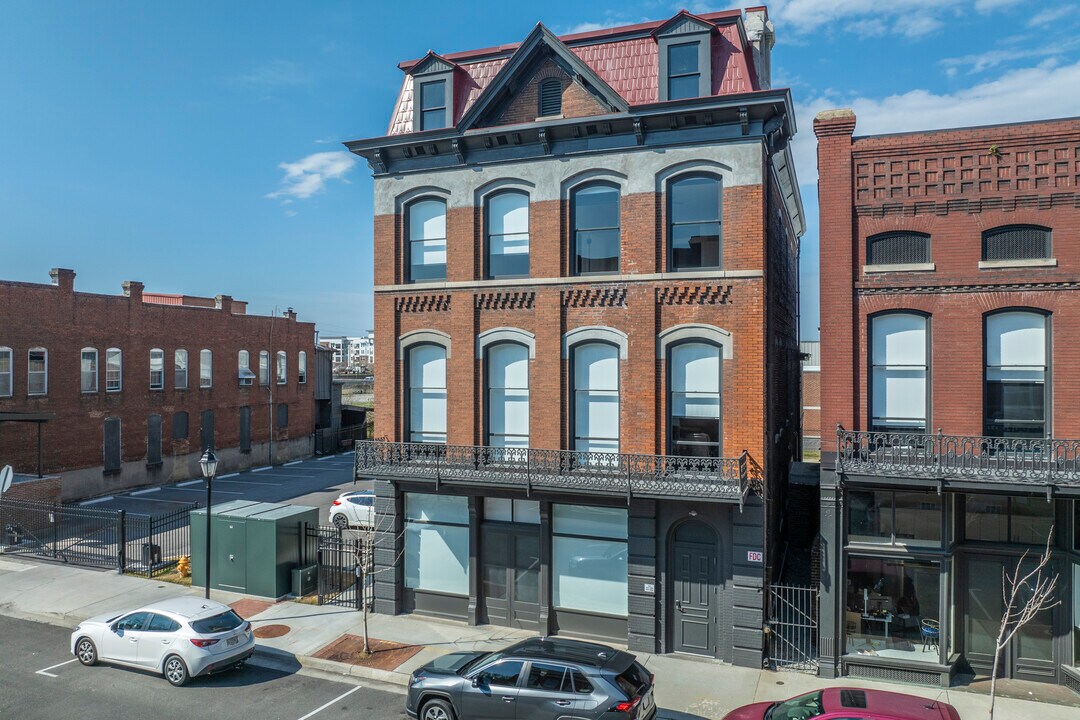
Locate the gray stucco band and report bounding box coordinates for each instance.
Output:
[657,323,733,359]
[398,329,452,358]
[477,327,536,359]
[562,326,628,360]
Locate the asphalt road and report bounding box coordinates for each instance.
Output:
[0,615,405,720]
[80,453,370,526]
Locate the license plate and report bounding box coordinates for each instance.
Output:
[227,635,239,646]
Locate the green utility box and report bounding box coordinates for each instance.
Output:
[190,500,318,599]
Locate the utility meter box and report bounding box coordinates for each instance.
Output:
[190,500,318,599]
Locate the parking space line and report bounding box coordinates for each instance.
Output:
[120,495,199,505]
[131,487,160,495]
[177,479,203,487]
[284,460,303,466]
[218,472,240,479]
[216,478,283,486]
[251,466,273,473]
[36,658,77,677]
[79,496,114,506]
[296,685,362,720]
[169,487,244,495]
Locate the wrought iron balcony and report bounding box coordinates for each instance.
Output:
[836,426,1080,487]
[354,440,758,504]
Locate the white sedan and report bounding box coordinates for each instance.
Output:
[70,596,254,686]
[329,490,375,529]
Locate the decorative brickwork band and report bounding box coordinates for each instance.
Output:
[855,191,1080,218]
[656,284,733,305]
[473,291,535,310]
[858,281,1080,296]
[561,287,627,308]
[394,294,451,313]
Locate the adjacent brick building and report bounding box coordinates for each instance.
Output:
[801,340,820,452]
[348,7,804,667]
[816,111,1080,690]
[0,268,317,501]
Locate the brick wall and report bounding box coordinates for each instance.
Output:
[494,58,608,127]
[802,370,821,437]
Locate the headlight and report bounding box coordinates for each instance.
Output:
[72,626,81,633]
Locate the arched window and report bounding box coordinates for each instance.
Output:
[0,347,11,397]
[80,348,98,393]
[984,311,1047,438]
[538,77,562,117]
[407,344,447,444]
[870,313,928,433]
[105,348,122,392]
[276,350,287,385]
[571,183,620,275]
[174,349,188,389]
[982,225,1051,262]
[669,174,721,270]
[668,342,722,457]
[149,348,164,389]
[572,342,619,454]
[867,231,931,266]
[486,191,529,278]
[407,198,447,282]
[199,349,212,388]
[27,347,48,396]
[238,350,255,386]
[485,343,529,450]
[259,350,270,385]
[298,351,307,384]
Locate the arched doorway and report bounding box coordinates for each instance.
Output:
[669,519,720,656]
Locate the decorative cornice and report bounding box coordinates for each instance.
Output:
[474,290,535,310]
[394,294,451,312]
[656,284,733,305]
[857,281,1080,296]
[562,287,627,308]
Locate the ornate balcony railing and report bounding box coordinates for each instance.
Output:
[354,440,758,504]
[836,426,1080,487]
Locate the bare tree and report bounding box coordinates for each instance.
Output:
[988,526,1060,720]
[341,497,405,657]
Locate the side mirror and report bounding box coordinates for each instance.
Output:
[111,623,121,634]
[471,677,482,688]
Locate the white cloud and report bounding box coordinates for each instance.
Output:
[941,40,1077,73]
[1028,5,1074,26]
[267,151,357,201]
[742,0,1026,36]
[793,59,1080,186]
[562,21,607,34]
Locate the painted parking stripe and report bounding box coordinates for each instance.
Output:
[131,487,160,496]
[177,479,203,487]
[119,495,199,506]
[296,685,362,720]
[251,466,273,473]
[284,460,303,466]
[36,659,77,677]
[168,487,244,495]
[79,496,114,506]
[217,472,240,479]
[216,478,282,486]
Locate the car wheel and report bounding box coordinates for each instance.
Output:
[163,654,190,687]
[421,698,455,720]
[75,637,97,666]
[332,513,349,530]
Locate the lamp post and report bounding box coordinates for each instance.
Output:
[199,449,219,599]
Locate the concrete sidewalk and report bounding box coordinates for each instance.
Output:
[1,555,1075,720]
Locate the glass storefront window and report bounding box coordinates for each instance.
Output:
[848,490,940,546]
[845,557,941,664]
[552,505,627,616]
[1073,562,1080,666]
[483,498,540,524]
[405,493,469,595]
[965,494,1054,544]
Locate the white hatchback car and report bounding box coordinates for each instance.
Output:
[70,596,254,686]
[329,490,375,529]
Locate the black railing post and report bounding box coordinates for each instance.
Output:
[526,449,532,496]
[936,428,943,475]
[835,424,844,470]
[51,502,59,558]
[117,509,126,574]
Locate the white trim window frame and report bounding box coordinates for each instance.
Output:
[174,349,188,389]
[149,348,165,390]
[0,346,12,397]
[276,350,287,385]
[80,347,98,393]
[105,347,122,392]
[27,347,48,396]
[259,350,270,386]
[199,349,212,388]
[298,350,307,384]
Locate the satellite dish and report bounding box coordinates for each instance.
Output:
[0,465,12,495]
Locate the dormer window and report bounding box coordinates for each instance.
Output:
[667,43,701,100]
[419,80,447,130]
[409,51,457,133]
[655,12,713,102]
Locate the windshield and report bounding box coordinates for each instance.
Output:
[461,649,507,675]
[766,691,825,720]
[190,610,244,634]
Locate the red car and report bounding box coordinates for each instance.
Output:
[721,688,961,720]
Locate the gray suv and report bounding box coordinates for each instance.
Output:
[406,637,656,720]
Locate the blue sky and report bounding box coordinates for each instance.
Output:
[2,1,1078,339]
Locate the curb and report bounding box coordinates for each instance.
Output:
[253,645,411,686]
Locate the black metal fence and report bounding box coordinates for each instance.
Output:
[315,424,368,455]
[302,524,372,610]
[0,497,196,576]
[768,584,819,673]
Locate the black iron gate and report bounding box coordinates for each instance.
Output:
[0,498,122,568]
[768,584,819,673]
[305,525,371,610]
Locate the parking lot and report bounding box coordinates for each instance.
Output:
[0,615,404,720]
[79,452,368,526]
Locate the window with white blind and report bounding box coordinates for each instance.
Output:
[486,343,529,450]
[259,350,269,385]
[298,350,307,384]
[408,344,447,444]
[199,349,212,388]
[985,311,1047,438]
[0,347,12,397]
[871,314,928,433]
[174,349,188,389]
[80,348,98,393]
[276,350,287,385]
[486,191,530,278]
[407,199,447,283]
[149,348,164,389]
[572,342,619,454]
[105,348,122,392]
[27,348,48,395]
[669,342,722,457]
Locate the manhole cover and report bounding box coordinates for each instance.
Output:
[254,624,291,639]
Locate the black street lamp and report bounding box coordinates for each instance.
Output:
[199,449,219,599]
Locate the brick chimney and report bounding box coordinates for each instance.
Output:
[122,280,144,302]
[49,268,76,293]
[284,307,297,321]
[215,294,234,314]
[745,7,775,90]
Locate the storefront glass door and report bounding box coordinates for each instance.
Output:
[482,526,541,629]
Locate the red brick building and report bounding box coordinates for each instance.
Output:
[800,340,820,452]
[0,268,317,501]
[348,7,804,666]
[816,111,1080,689]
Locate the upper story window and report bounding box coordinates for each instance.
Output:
[199,349,212,388]
[407,198,447,283]
[0,347,12,397]
[407,344,447,444]
[149,348,164,390]
[667,42,701,100]
[669,174,721,270]
[984,310,1047,439]
[572,342,619,455]
[174,349,188,389]
[27,348,47,396]
[867,232,931,266]
[298,351,307,384]
[669,342,722,457]
[982,225,1051,262]
[238,350,255,386]
[870,313,928,433]
[259,350,270,386]
[276,350,287,385]
[486,191,530,278]
[105,348,122,392]
[571,183,620,276]
[419,79,447,130]
[485,343,529,449]
[80,348,98,393]
[538,78,562,117]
